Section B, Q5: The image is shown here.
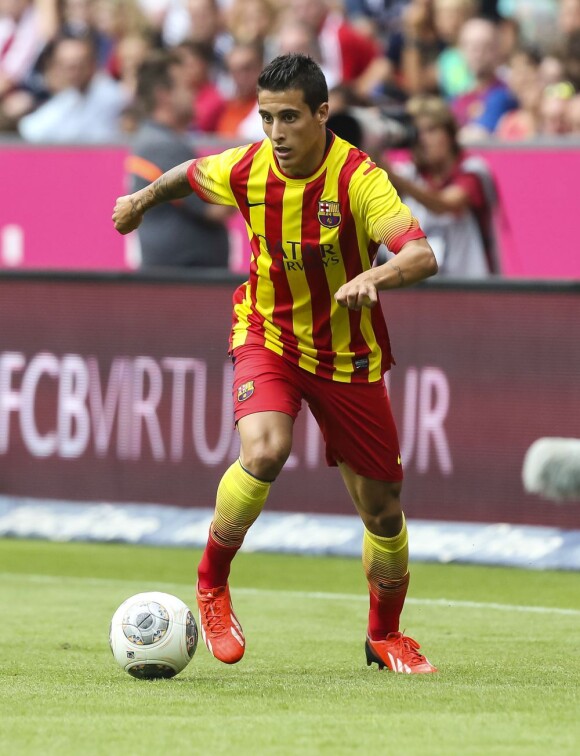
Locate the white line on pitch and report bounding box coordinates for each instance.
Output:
[235,588,580,616]
[2,572,580,617]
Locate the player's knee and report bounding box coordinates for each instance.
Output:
[359,482,403,537]
[241,437,291,481]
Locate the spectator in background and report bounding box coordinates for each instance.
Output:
[452,16,517,140]
[538,52,565,88]
[288,0,380,89]
[393,0,443,96]
[345,0,409,44]
[433,0,477,98]
[58,0,112,68]
[558,0,580,39]
[115,32,154,98]
[0,0,58,103]
[18,35,127,141]
[400,0,478,98]
[127,51,230,267]
[561,31,580,91]
[162,0,228,60]
[226,0,278,50]
[496,0,558,52]
[0,0,53,99]
[273,19,322,62]
[90,0,153,79]
[538,80,575,136]
[216,40,263,140]
[496,46,542,140]
[386,96,496,276]
[566,92,580,132]
[175,40,225,133]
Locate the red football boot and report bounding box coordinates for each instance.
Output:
[196,583,245,664]
[365,632,437,674]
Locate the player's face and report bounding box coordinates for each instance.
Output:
[258,88,329,177]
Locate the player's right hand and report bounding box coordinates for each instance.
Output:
[112,195,143,235]
[335,275,378,311]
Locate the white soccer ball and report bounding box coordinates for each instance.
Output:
[109,591,198,679]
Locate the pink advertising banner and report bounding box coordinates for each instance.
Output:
[481,148,580,279]
[0,146,129,269]
[1,144,579,278]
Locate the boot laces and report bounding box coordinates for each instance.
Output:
[388,632,426,663]
[199,591,228,635]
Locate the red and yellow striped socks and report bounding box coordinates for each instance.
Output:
[197,460,271,589]
[363,514,410,640]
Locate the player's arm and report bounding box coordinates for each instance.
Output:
[335,164,438,310]
[112,160,194,234]
[335,237,437,310]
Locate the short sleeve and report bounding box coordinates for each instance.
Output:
[187,145,252,206]
[349,162,426,254]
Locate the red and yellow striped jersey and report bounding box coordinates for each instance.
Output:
[187,132,425,383]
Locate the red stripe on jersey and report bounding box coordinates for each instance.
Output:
[337,148,373,380]
[266,167,301,364]
[301,171,335,378]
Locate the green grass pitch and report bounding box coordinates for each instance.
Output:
[1,537,579,755]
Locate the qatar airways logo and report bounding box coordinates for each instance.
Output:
[255,234,340,271]
[0,352,452,475]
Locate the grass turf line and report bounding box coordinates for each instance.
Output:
[1,538,579,756]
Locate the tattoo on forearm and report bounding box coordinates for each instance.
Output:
[130,196,143,218]
[155,165,191,201]
[141,163,193,211]
[387,262,405,287]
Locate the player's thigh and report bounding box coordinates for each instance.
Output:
[232,345,302,478]
[306,377,402,483]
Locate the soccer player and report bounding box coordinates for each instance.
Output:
[112,54,439,674]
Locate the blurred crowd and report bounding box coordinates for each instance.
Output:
[2,0,577,274]
[2,0,580,144]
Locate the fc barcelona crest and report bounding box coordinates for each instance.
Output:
[318,200,341,229]
[237,381,255,402]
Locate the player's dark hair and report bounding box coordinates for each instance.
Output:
[136,51,182,114]
[257,54,328,113]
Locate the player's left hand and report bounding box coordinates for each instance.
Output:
[334,276,378,310]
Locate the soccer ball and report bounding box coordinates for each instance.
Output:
[109,591,198,679]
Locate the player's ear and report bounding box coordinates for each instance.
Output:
[318,102,329,126]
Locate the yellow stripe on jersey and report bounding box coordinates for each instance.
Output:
[318,147,354,382]
[281,183,319,372]
[349,160,421,251]
[231,283,251,350]
[351,162,386,382]
[249,144,284,355]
